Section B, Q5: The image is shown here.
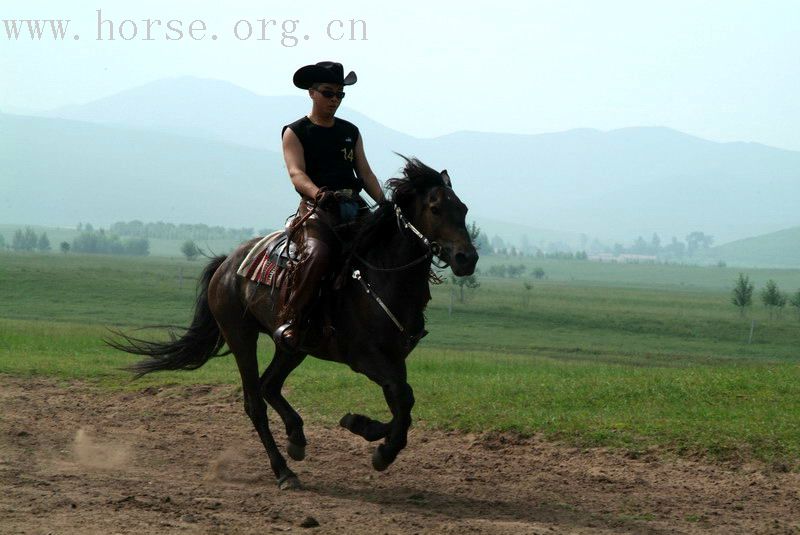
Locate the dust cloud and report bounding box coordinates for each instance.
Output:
[71,427,130,470]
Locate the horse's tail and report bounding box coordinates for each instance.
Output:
[106,255,230,378]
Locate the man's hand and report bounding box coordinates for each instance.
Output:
[313,187,336,208]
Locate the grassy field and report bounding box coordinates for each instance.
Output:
[1,251,799,466]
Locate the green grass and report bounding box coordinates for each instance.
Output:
[478,254,800,291]
[2,251,800,465]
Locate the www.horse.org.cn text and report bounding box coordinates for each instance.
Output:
[2,10,368,47]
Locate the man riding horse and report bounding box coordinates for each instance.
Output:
[109,62,479,489]
[275,61,386,350]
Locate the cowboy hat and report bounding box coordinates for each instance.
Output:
[293,61,357,89]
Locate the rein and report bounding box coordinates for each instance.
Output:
[348,204,442,345]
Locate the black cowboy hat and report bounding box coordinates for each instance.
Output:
[293,61,357,89]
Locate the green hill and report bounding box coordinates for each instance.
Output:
[700,226,800,267]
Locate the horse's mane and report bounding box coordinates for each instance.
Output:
[385,155,446,208]
[349,155,445,255]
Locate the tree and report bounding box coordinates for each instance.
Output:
[71,228,149,256]
[731,273,754,316]
[777,291,788,317]
[12,229,24,250]
[488,264,507,278]
[449,221,482,302]
[473,232,490,254]
[23,228,38,250]
[466,221,481,246]
[490,235,505,253]
[761,279,787,319]
[450,273,480,303]
[667,236,686,259]
[181,240,202,261]
[12,227,38,251]
[522,281,533,308]
[124,238,150,256]
[60,241,70,254]
[631,236,648,254]
[532,267,545,280]
[0,233,5,250]
[507,264,525,278]
[789,290,800,319]
[650,233,661,254]
[686,231,713,256]
[37,232,51,252]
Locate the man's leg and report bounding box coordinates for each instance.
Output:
[274,219,336,350]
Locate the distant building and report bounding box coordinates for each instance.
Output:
[589,253,658,263]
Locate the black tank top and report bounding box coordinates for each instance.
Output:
[282,116,362,192]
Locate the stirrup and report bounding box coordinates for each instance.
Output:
[273,322,300,352]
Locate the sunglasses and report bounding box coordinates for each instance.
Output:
[313,88,346,99]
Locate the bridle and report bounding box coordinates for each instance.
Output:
[349,203,450,345]
[351,205,450,273]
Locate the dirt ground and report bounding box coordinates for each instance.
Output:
[1,375,798,534]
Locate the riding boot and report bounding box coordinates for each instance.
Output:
[273,235,331,351]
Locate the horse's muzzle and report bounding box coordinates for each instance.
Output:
[450,247,478,276]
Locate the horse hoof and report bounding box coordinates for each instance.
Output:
[371,447,391,472]
[277,474,302,491]
[287,441,306,461]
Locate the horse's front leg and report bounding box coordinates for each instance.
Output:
[344,351,414,471]
[339,412,391,442]
[371,380,415,471]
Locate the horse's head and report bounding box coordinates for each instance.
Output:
[388,156,478,276]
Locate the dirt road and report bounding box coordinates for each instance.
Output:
[1,375,797,534]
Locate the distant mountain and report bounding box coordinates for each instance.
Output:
[698,226,800,267]
[45,76,417,166]
[417,127,800,244]
[21,76,800,245]
[0,113,295,229]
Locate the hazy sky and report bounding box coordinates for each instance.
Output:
[3,0,799,150]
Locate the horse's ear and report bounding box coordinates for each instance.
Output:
[441,169,452,187]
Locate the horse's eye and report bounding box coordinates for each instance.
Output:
[430,205,441,215]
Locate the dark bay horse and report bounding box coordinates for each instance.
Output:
[108,157,478,489]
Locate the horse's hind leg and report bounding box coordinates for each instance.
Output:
[259,349,307,461]
[224,323,300,490]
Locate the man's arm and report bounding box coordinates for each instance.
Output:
[354,134,385,203]
[282,127,319,199]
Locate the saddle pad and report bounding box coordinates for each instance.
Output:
[236,231,299,286]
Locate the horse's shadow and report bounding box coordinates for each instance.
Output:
[302,480,672,534]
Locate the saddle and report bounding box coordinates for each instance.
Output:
[238,228,345,348]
